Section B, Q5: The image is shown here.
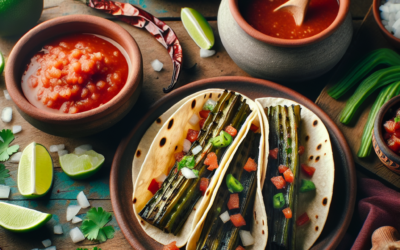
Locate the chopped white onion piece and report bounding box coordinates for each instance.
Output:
[12,125,22,134]
[77,191,90,208]
[192,145,202,155]
[219,211,230,223]
[239,230,255,246]
[0,185,10,199]
[151,59,164,72]
[203,99,217,111]
[181,167,197,179]
[188,114,200,126]
[54,224,63,235]
[66,205,81,221]
[50,144,65,153]
[155,173,167,183]
[58,150,68,157]
[1,107,12,123]
[72,216,82,224]
[3,90,10,100]
[70,227,85,243]
[45,247,56,250]
[74,144,92,155]
[42,239,51,247]
[9,152,22,163]
[183,139,191,153]
[200,48,216,58]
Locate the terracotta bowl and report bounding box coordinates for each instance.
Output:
[217,0,352,83]
[373,96,400,174]
[373,0,400,50]
[5,15,143,137]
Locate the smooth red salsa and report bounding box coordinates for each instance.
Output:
[22,33,129,114]
[241,0,339,39]
[383,109,400,154]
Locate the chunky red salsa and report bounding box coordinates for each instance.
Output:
[241,0,339,39]
[383,109,400,154]
[22,33,129,114]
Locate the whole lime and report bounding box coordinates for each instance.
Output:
[0,0,43,37]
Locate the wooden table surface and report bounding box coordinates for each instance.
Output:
[0,0,373,249]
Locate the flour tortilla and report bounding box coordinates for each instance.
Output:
[256,98,334,250]
[187,103,269,250]
[132,89,258,247]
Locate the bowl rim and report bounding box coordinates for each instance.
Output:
[4,14,142,123]
[372,0,400,43]
[228,0,350,47]
[110,76,356,250]
[374,95,400,163]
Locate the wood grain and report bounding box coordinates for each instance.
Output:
[316,8,400,188]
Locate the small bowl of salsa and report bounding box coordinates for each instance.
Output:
[5,15,142,137]
[373,95,400,174]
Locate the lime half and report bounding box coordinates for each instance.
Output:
[181,7,215,49]
[18,142,53,198]
[0,202,52,232]
[60,150,104,179]
[0,51,4,75]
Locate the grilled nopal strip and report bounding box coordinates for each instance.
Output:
[196,131,260,250]
[138,91,252,235]
[264,105,301,250]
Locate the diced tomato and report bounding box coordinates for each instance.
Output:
[227,193,240,210]
[387,135,400,153]
[384,119,400,133]
[250,124,259,132]
[271,176,286,189]
[148,178,161,195]
[235,246,245,250]
[204,152,219,171]
[298,145,305,155]
[225,125,238,137]
[282,207,292,219]
[174,151,186,162]
[301,164,316,177]
[199,178,209,196]
[384,132,391,140]
[163,241,179,250]
[269,148,279,159]
[186,129,200,143]
[230,213,246,227]
[283,169,294,183]
[199,110,211,119]
[243,158,257,172]
[296,212,310,226]
[278,165,289,174]
[199,118,206,128]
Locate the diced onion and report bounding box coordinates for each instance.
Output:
[58,150,68,157]
[188,114,200,125]
[192,145,203,155]
[1,107,12,123]
[50,144,65,152]
[155,173,167,183]
[42,239,51,247]
[151,59,164,72]
[181,167,197,179]
[9,152,22,163]
[77,191,90,208]
[219,211,230,223]
[54,224,63,235]
[200,48,216,58]
[3,90,11,100]
[69,227,85,243]
[239,230,255,246]
[72,216,83,224]
[12,125,22,134]
[183,139,191,153]
[0,185,10,199]
[74,144,92,155]
[66,205,81,221]
[203,99,217,110]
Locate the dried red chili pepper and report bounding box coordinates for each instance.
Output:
[87,0,183,93]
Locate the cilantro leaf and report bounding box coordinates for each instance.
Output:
[0,164,10,184]
[395,117,400,123]
[0,129,19,161]
[81,207,114,243]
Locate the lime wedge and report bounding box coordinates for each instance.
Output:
[181,7,215,49]
[18,142,53,198]
[0,51,4,75]
[60,150,104,179]
[0,202,52,232]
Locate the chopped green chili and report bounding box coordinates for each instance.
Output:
[210,131,233,148]
[273,193,285,209]
[299,179,316,193]
[226,174,243,193]
[178,156,195,170]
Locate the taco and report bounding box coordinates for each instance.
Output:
[256,98,334,250]
[132,89,259,247]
